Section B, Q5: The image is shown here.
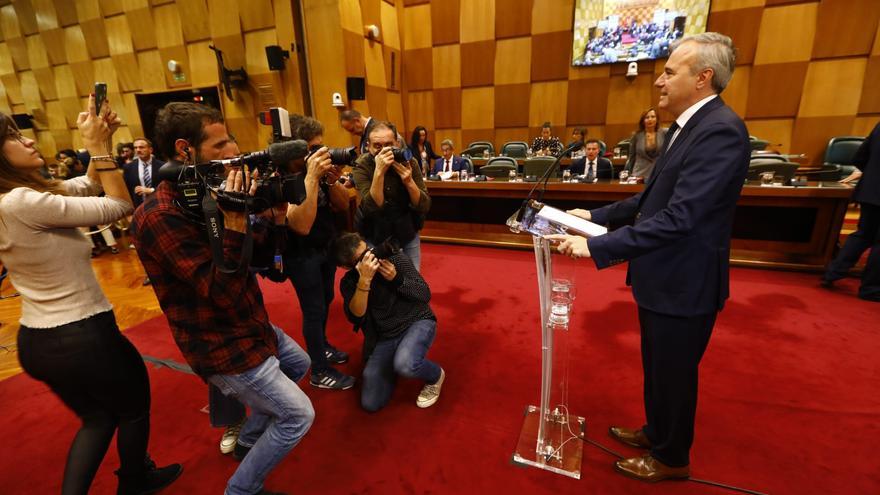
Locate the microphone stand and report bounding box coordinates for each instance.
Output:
[511,141,583,225]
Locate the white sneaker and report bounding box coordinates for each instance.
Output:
[219,421,243,454]
[417,368,445,408]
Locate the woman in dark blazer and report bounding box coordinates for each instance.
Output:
[625,108,668,178]
[409,126,439,177]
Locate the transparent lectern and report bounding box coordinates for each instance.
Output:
[506,199,607,479]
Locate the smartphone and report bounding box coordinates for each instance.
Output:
[94,82,107,115]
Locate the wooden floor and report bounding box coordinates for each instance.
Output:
[0,244,162,381]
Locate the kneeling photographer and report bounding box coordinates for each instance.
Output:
[131,102,314,495]
[333,232,446,412]
[352,121,430,270]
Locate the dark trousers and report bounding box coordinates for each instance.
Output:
[287,251,336,373]
[17,311,151,495]
[638,307,716,467]
[825,202,880,298]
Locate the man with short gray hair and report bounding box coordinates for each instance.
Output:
[547,33,750,482]
[432,139,467,176]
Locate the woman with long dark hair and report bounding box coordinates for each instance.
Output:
[625,107,668,179]
[0,97,181,495]
[409,126,439,176]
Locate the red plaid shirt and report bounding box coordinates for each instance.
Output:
[131,181,277,377]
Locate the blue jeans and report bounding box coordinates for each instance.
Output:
[286,251,336,373]
[402,233,421,271]
[208,325,314,495]
[361,319,440,412]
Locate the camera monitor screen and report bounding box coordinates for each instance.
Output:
[572,0,712,67]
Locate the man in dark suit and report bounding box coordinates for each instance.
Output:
[569,139,612,179]
[548,33,750,482]
[123,137,164,209]
[822,121,880,302]
[340,109,374,155]
[432,139,467,176]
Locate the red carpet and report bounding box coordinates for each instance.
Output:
[1,243,878,494]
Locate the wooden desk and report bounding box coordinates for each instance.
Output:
[422,179,853,271]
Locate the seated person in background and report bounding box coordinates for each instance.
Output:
[530,122,563,156]
[625,107,668,179]
[409,126,440,177]
[566,127,587,159]
[333,232,445,412]
[431,139,467,179]
[569,139,612,179]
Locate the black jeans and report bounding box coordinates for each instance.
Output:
[287,250,337,373]
[825,202,880,298]
[18,311,152,495]
[638,307,716,467]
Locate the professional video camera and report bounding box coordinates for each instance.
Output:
[158,139,309,218]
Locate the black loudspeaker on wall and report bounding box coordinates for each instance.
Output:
[265,45,290,71]
[346,77,366,100]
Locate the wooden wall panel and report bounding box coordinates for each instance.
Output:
[402,4,430,49]
[495,37,531,85]
[722,65,750,117]
[384,45,401,91]
[433,129,462,151]
[567,77,610,125]
[380,0,400,49]
[852,117,879,138]
[745,62,808,119]
[343,29,366,77]
[361,0,381,35]
[365,85,387,119]
[339,0,363,34]
[460,0,494,44]
[364,38,387,88]
[495,127,529,147]
[461,128,494,149]
[406,90,434,129]
[177,0,211,42]
[858,56,880,114]
[387,91,405,130]
[430,0,459,46]
[707,7,762,65]
[461,86,494,129]
[811,0,880,59]
[604,75,653,125]
[494,83,529,127]
[138,50,168,92]
[79,18,111,59]
[125,6,158,51]
[403,47,431,90]
[460,40,494,87]
[0,74,23,106]
[495,0,531,39]
[791,116,855,164]
[530,31,570,82]
[711,0,765,11]
[52,0,78,27]
[798,59,867,118]
[99,0,124,17]
[528,80,567,128]
[40,28,66,65]
[244,29,278,76]
[753,3,817,64]
[531,0,571,35]
[432,44,460,88]
[0,43,13,76]
[239,0,274,32]
[11,0,38,35]
[186,41,219,87]
[433,87,461,128]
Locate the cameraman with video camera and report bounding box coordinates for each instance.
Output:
[352,121,430,270]
[333,232,445,412]
[131,102,316,495]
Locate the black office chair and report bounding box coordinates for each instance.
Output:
[747,160,800,183]
[461,156,475,174]
[480,157,517,180]
[463,141,495,157]
[800,164,842,181]
[823,136,865,177]
[749,135,770,151]
[500,141,529,158]
[522,157,557,178]
[750,153,787,163]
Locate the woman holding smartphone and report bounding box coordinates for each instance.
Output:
[0,96,181,495]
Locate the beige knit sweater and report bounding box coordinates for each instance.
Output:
[0,176,133,328]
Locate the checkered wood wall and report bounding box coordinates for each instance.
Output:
[0,0,307,157]
[394,0,880,164]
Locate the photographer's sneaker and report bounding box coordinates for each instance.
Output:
[309,368,355,390]
[324,344,349,364]
[417,368,445,408]
[219,421,243,455]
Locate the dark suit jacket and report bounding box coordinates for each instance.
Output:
[123,158,164,208]
[853,122,880,207]
[587,97,750,317]
[569,156,612,178]
[432,156,467,174]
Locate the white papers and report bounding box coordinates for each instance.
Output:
[536,205,607,238]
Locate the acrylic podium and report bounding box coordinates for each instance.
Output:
[506,199,607,479]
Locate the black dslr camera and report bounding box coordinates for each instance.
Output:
[390,147,410,163]
[371,237,400,259]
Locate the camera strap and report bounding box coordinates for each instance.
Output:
[201,192,254,274]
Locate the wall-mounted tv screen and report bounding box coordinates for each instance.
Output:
[572,0,712,66]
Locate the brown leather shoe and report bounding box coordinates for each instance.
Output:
[608,426,651,449]
[614,454,689,482]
